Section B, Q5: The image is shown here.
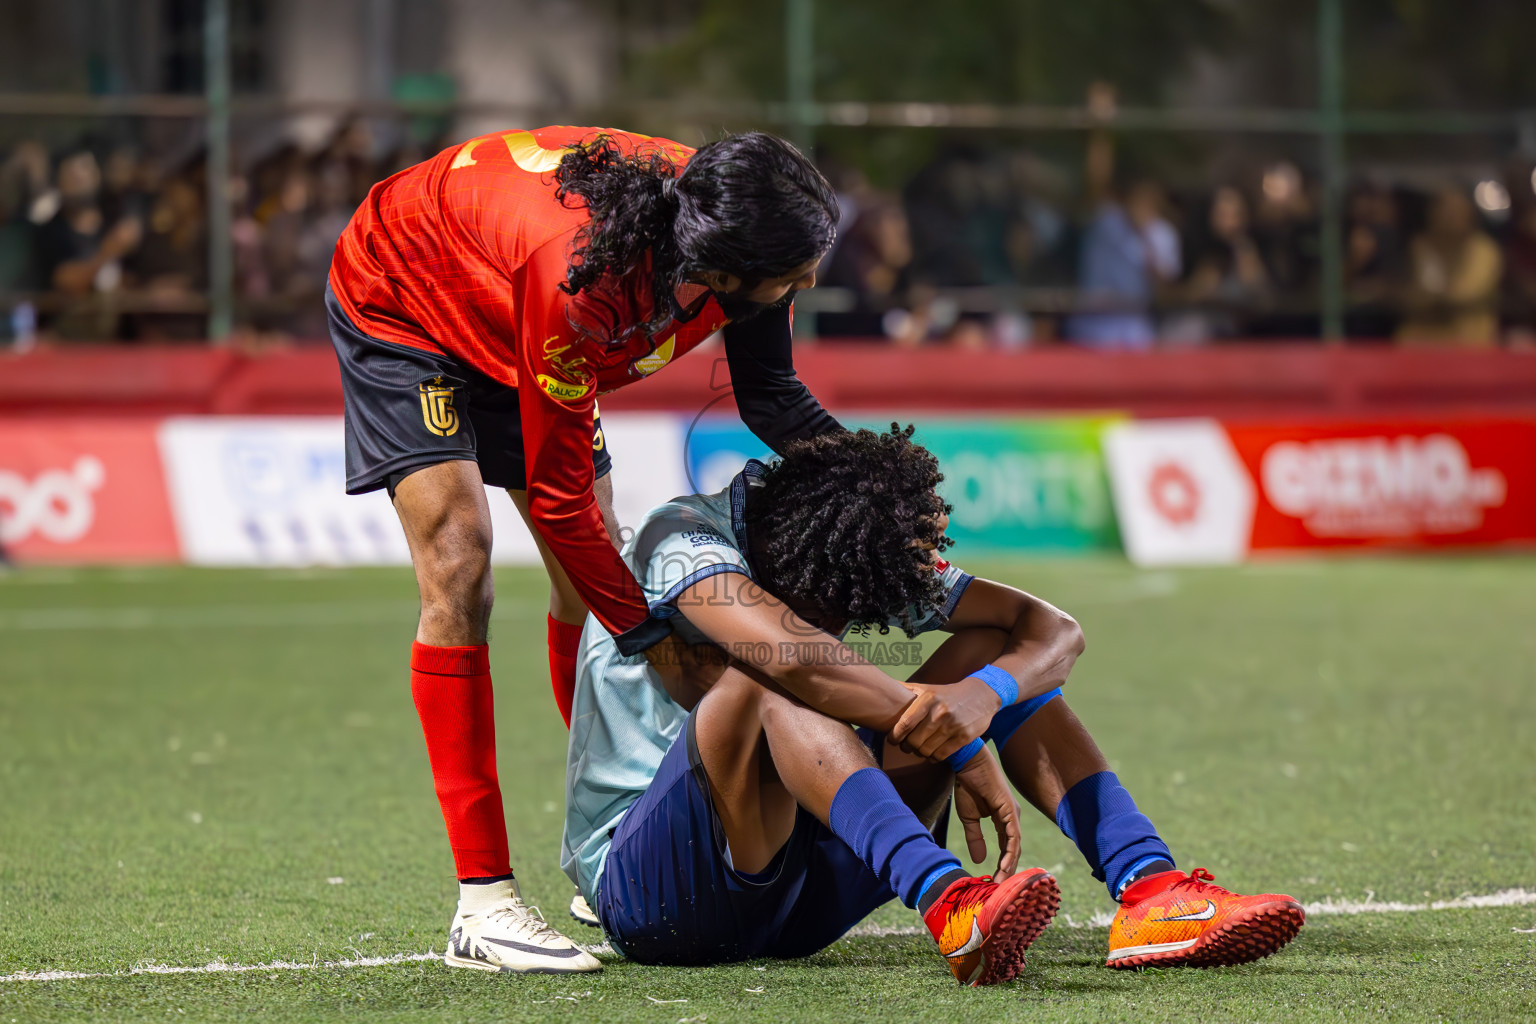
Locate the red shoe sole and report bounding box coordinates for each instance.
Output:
[972,871,1061,986]
[1107,900,1305,970]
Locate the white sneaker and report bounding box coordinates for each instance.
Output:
[569,890,600,928]
[444,893,602,974]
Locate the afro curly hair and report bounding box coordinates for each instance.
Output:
[743,424,953,636]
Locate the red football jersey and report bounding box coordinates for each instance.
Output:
[329,126,730,643]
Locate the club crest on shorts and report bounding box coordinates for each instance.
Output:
[419,377,460,436]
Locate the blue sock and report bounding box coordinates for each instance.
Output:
[1054,771,1173,900]
[828,767,962,909]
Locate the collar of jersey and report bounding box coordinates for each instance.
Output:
[729,459,769,575]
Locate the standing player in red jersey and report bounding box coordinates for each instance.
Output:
[326,126,846,974]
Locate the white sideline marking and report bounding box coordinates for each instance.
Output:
[1304,888,1536,916]
[3,889,1533,985]
[0,951,440,983]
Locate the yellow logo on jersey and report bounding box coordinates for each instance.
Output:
[419,378,460,436]
[633,335,676,376]
[537,374,593,402]
[503,131,575,173]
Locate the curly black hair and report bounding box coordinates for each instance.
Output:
[744,425,954,636]
[553,131,838,336]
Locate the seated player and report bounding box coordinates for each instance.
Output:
[557,427,1304,983]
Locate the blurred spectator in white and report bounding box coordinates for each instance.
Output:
[35,151,142,296]
[1397,185,1502,346]
[1065,179,1181,349]
[32,150,143,339]
[1163,185,1269,343]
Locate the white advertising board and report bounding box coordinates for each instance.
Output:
[157,415,688,567]
[1102,418,1256,566]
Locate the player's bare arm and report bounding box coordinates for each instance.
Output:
[671,571,994,758]
[892,578,1086,755]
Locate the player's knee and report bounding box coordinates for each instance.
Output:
[416,517,494,622]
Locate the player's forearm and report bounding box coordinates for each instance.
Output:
[723,307,842,454]
[768,657,914,734]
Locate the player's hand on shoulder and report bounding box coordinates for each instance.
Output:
[953,750,1021,880]
[889,678,1002,761]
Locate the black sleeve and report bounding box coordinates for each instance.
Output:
[722,302,843,455]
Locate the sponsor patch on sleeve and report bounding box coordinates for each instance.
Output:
[537,374,593,402]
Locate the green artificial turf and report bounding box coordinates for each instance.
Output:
[1,557,1533,1022]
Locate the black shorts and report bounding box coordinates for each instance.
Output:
[327,287,611,495]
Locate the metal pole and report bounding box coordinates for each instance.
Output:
[1317,0,1345,342]
[786,0,815,155]
[205,0,234,344]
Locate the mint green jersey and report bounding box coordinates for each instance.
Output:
[560,462,973,900]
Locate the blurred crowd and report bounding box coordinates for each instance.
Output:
[820,143,1536,350]
[0,122,428,345]
[3,123,1535,349]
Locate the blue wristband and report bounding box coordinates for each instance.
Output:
[969,663,1019,707]
[945,737,986,772]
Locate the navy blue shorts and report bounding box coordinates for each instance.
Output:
[326,287,611,496]
[594,714,946,965]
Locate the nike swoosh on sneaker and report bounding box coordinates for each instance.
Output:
[947,919,985,958]
[480,936,588,958]
[1152,901,1216,922]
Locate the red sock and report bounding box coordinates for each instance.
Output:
[548,615,584,728]
[410,642,510,880]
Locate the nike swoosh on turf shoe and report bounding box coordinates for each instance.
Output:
[1152,901,1216,922]
[480,936,587,957]
[948,919,985,958]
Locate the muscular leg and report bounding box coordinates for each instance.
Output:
[392,460,507,880]
[395,460,495,644]
[692,663,962,908]
[692,666,876,874]
[912,627,1172,898]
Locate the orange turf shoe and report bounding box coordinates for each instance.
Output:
[921,868,1060,986]
[1107,867,1305,969]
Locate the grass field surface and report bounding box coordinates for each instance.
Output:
[2,557,1534,1022]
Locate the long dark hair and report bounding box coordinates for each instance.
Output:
[744,425,954,636]
[554,131,839,336]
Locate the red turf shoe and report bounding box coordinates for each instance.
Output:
[1106,867,1305,969]
[921,868,1060,986]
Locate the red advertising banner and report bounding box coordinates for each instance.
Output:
[1226,418,1536,552]
[0,419,180,563]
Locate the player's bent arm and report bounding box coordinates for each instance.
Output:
[945,578,1086,703]
[672,572,915,734]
